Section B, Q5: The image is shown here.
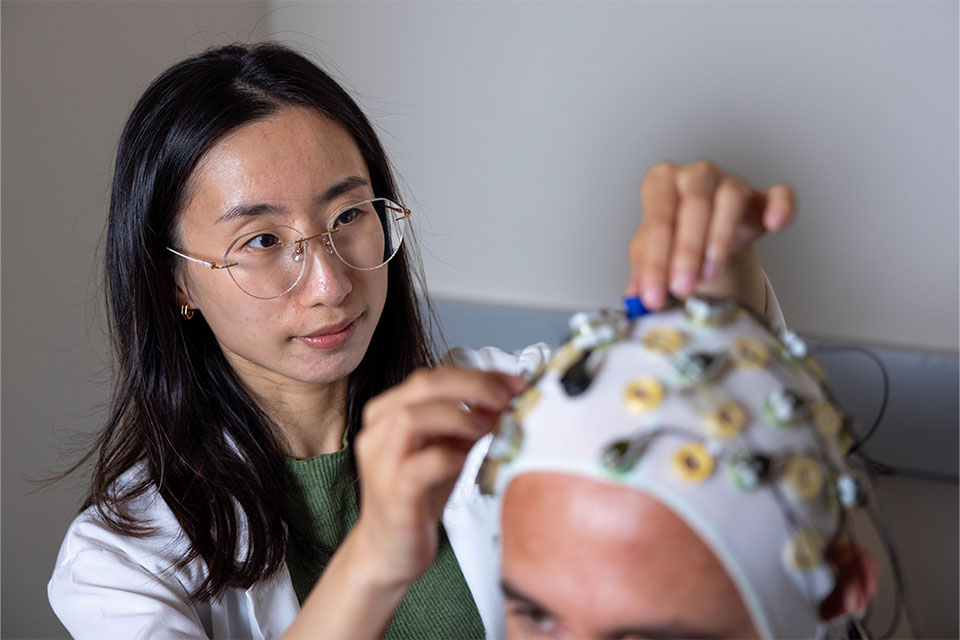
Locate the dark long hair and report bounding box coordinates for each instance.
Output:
[67,43,436,602]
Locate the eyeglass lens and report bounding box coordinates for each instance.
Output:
[223,198,406,299]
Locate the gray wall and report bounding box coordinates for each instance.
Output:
[2,1,957,638]
[268,0,959,352]
[1,3,271,637]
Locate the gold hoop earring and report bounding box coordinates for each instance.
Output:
[180,304,195,320]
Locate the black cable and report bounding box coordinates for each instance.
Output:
[809,345,889,453]
[856,457,959,485]
[810,344,958,485]
[808,345,934,636]
[862,483,919,639]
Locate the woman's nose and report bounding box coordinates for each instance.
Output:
[295,235,353,306]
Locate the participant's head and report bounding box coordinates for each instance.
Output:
[107,42,432,397]
[482,299,878,639]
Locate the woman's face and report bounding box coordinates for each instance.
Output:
[174,107,388,392]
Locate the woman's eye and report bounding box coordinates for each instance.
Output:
[334,207,365,227]
[246,233,281,250]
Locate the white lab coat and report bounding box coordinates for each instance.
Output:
[48,282,786,639]
[48,344,552,640]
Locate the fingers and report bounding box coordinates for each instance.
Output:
[364,367,523,427]
[402,444,472,497]
[385,399,501,459]
[629,161,797,302]
[762,183,796,231]
[397,367,525,412]
[631,162,678,308]
[703,176,752,281]
[360,367,524,462]
[670,162,721,297]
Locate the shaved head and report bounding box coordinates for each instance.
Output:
[501,472,757,639]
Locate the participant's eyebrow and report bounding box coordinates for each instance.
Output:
[601,623,723,640]
[501,579,554,612]
[215,175,369,224]
[502,579,722,640]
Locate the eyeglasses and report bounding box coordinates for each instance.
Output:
[167,197,410,299]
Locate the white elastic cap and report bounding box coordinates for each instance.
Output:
[482,298,862,640]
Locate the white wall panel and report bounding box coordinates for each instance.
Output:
[266,0,959,351]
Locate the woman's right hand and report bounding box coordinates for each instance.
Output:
[351,367,526,588]
[283,367,524,639]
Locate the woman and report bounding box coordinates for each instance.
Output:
[48,42,794,639]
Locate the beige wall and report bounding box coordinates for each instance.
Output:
[1,2,270,637]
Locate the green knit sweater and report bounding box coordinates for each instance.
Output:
[283,441,485,639]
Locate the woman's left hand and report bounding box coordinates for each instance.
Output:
[626,160,796,311]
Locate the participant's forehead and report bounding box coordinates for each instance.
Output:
[501,472,754,636]
[502,472,697,547]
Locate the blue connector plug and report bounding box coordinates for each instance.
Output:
[623,296,649,319]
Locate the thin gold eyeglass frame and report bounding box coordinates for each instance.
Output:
[165,198,411,299]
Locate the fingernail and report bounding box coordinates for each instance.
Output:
[670,270,695,297]
[767,209,788,229]
[701,258,719,281]
[643,285,665,309]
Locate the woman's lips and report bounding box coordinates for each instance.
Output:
[294,316,360,350]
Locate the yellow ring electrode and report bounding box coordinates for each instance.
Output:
[643,327,684,354]
[671,443,715,483]
[783,530,824,570]
[783,456,824,500]
[811,401,842,439]
[733,338,769,368]
[623,377,665,414]
[703,401,747,438]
